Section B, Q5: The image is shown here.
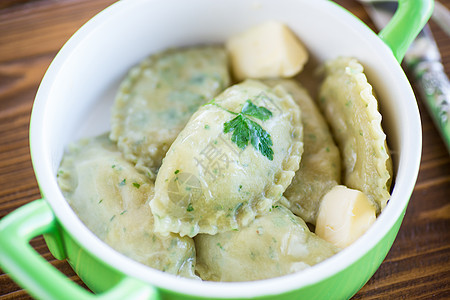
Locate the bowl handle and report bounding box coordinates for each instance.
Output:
[378,0,434,63]
[0,199,158,300]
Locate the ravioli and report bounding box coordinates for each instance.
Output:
[265,79,341,224]
[57,134,197,278]
[150,80,303,237]
[110,46,230,179]
[318,57,393,213]
[195,205,339,282]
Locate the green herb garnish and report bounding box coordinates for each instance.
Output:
[222,99,274,160]
[240,99,272,121]
[132,182,140,189]
[187,203,194,212]
[119,179,126,186]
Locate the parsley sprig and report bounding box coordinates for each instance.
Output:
[240,99,272,121]
[210,99,274,160]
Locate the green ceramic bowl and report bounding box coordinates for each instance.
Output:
[0,0,431,299]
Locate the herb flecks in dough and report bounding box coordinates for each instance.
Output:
[217,99,274,160]
[151,80,303,237]
[57,134,198,279]
[110,46,230,179]
[318,57,392,212]
[263,79,341,225]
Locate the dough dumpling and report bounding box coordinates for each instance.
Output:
[57,134,197,278]
[150,80,303,237]
[318,57,393,213]
[265,79,341,224]
[195,205,339,282]
[110,46,230,178]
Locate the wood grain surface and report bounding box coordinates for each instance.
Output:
[0,0,449,299]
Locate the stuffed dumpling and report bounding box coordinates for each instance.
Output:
[265,79,341,224]
[150,80,303,237]
[110,46,230,178]
[57,134,197,278]
[318,57,393,213]
[195,205,339,281]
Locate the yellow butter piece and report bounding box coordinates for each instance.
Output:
[315,185,376,248]
[226,21,308,81]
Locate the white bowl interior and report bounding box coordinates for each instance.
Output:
[30,0,422,298]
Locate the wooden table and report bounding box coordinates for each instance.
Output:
[0,0,449,299]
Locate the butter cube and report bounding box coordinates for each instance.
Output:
[226,21,309,81]
[315,185,376,249]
